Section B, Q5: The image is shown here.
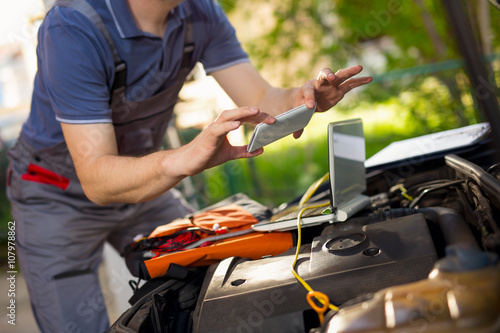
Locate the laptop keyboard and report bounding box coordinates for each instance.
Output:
[272,205,331,222]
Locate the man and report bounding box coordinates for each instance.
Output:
[7,0,372,332]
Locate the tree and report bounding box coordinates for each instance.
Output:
[224,0,500,129]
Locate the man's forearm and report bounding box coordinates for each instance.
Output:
[211,62,300,116]
[79,149,186,206]
[61,122,192,206]
[257,86,300,117]
[64,107,267,206]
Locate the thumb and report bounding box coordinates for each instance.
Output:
[293,129,304,139]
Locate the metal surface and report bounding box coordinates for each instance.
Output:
[193,214,437,333]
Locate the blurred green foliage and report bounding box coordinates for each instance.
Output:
[196,0,500,207]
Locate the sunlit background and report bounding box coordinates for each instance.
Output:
[0,0,499,331]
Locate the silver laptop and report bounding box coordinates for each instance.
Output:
[252,118,370,232]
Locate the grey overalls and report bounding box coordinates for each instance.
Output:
[7,1,195,332]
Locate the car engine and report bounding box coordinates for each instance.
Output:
[192,141,500,333]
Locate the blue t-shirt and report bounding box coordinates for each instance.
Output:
[22,0,249,150]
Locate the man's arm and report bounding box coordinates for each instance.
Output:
[61,107,271,206]
[212,62,373,118]
[210,62,296,116]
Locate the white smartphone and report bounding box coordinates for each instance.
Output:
[247,103,317,152]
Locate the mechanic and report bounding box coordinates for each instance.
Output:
[6,0,372,332]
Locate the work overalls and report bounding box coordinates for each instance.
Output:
[7,1,195,332]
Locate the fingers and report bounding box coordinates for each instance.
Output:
[316,65,373,94]
[317,68,336,83]
[293,129,304,139]
[333,65,363,82]
[338,76,373,93]
[218,106,276,125]
[317,65,368,88]
[301,81,317,109]
[332,65,370,88]
[217,106,259,123]
[232,146,264,160]
[240,111,276,125]
[206,119,242,139]
[206,106,278,146]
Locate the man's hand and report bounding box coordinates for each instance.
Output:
[296,65,372,112]
[292,65,372,138]
[174,106,275,177]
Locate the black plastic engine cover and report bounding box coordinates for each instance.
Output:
[192,213,437,333]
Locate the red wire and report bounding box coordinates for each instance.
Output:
[151,232,200,258]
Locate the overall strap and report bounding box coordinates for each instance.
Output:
[53,0,194,94]
[181,16,194,70]
[52,0,126,91]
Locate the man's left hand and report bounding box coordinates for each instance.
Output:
[292,65,372,138]
[296,65,372,111]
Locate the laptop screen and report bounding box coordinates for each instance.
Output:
[328,118,366,207]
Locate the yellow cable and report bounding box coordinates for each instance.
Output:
[291,203,339,312]
[396,184,414,201]
[299,173,330,207]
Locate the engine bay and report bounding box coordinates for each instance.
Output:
[192,141,500,333]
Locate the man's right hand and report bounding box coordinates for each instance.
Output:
[174,106,274,177]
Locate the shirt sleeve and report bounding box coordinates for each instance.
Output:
[196,1,250,74]
[39,7,114,124]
